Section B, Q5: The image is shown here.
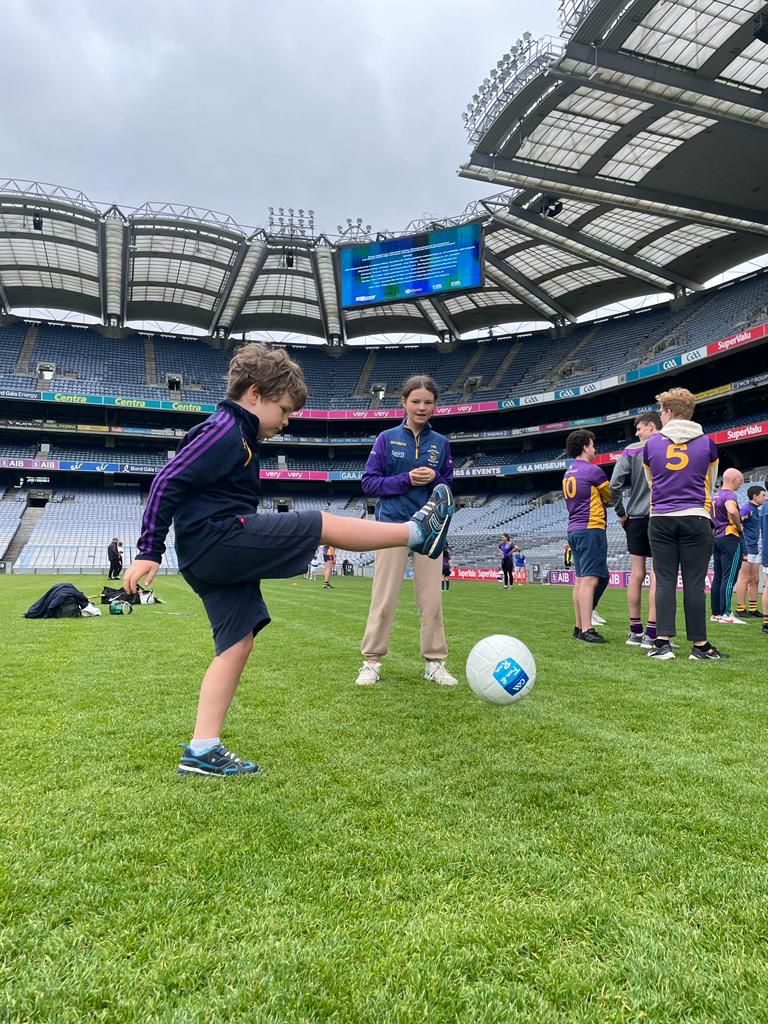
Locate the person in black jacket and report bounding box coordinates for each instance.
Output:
[107,538,123,579]
[123,343,454,777]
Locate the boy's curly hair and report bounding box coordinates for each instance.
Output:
[226,343,308,409]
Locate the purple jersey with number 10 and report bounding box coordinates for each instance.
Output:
[562,459,611,530]
[643,432,718,514]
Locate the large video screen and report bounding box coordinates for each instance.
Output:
[338,222,483,309]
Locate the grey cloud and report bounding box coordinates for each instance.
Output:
[2,0,557,232]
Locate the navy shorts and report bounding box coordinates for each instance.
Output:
[181,510,322,654]
[568,528,608,579]
[623,516,652,558]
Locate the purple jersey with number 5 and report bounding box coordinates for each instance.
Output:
[643,432,718,514]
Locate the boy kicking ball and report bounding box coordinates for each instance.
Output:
[123,343,454,776]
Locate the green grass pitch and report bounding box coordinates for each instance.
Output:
[2,573,768,1023]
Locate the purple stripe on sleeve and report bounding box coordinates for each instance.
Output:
[141,411,234,550]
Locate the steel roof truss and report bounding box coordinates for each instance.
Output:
[462,153,768,234]
[490,205,689,291]
[563,43,768,125]
[485,250,573,322]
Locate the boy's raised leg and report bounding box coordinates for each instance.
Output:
[320,484,454,559]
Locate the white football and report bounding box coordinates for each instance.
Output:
[465,634,536,705]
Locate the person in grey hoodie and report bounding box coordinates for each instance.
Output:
[642,387,722,661]
[610,411,661,648]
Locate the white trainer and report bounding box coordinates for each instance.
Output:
[355,661,381,686]
[592,611,606,626]
[719,614,746,625]
[424,661,459,686]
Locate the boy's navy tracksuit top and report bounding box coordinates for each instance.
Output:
[137,399,261,570]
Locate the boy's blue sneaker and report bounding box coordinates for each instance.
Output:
[409,484,454,558]
[177,743,261,776]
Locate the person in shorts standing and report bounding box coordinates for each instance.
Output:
[610,411,661,648]
[734,484,766,618]
[322,544,336,589]
[710,468,746,625]
[124,344,454,775]
[562,429,612,644]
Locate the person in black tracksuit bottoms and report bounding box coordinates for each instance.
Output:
[123,343,455,776]
[107,538,123,579]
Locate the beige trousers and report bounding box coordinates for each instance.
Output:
[361,547,448,661]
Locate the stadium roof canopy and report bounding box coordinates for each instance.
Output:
[460,0,768,320]
[2,0,768,343]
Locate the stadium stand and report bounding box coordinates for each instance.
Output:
[0,486,25,560]
[12,486,178,574]
[2,268,767,406]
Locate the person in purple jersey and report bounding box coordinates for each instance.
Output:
[734,483,766,618]
[498,533,516,589]
[441,547,453,591]
[123,344,455,776]
[562,429,612,643]
[642,387,723,661]
[710,468,746,625]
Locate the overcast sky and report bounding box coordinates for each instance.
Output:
[3,0,559,235]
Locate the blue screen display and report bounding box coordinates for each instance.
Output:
[338,222,483,309]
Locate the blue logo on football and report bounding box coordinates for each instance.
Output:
[492,657,529,694]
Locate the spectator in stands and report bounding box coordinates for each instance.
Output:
[563,541,573,568]
[710,468,746,625]
[123,344,454,776]
[107,537,122,579]
[643,387,722,661]
[355,374,457,688]
[734,484,766,618]
[609,411,662,648]
[562,429,612,643]
[441,547,453,591]
[322,543,336,589]
[499,533,515,589]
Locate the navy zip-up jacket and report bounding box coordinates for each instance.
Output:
[361,419,453,523]
[24,583,89,618]
[137,399,261,569]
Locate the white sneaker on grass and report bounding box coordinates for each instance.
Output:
[592,611,606,626]
[718,614,746,625]
[355,661,381,686]
[424,661,459,686]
